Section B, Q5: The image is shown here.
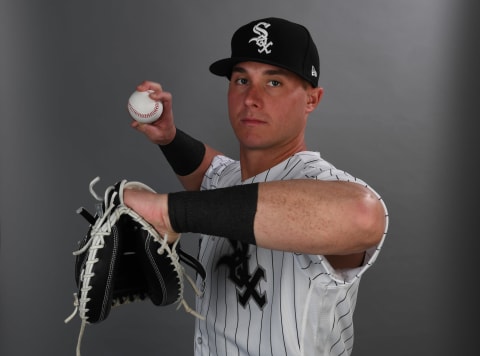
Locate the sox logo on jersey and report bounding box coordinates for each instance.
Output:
[216,240,267,308]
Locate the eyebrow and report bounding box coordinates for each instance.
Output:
[231,65,291,77]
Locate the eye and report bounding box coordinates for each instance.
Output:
[234,77,248,85]
[268,80,281,87]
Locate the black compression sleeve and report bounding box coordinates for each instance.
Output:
[168,184,259,245]
[158,129,206,176]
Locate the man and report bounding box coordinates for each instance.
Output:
[124,17,388,356]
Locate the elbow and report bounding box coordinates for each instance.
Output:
[354,189,386,250]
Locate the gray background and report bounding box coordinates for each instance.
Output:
[1,0,476,355]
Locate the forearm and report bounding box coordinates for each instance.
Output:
[159,129,222,191]
[168,180,386,255]
[176,144,222,191]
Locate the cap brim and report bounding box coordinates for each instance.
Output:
[210,57,294,78]
[209,58,241,77]
[209,56,318,87]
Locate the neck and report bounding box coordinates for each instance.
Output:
[239,142,307,180]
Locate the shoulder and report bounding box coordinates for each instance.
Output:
[202,155,240,190]
[256,151,364,184]
[294,151,364,183]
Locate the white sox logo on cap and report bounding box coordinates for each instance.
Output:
[248,22,273,54]
[209,17,320,87]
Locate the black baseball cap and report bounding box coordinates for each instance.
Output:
[209,17,320,87]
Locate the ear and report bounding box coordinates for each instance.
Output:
[306,87,324,113]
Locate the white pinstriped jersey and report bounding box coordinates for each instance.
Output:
[193,151,388,356]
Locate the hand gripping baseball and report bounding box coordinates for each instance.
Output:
[128,90,163,124]
[128,82,178,146]
[65,177,205,356]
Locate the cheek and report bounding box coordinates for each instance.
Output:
[227,88,235,107]
[286,94,309,117]
[276,96,303,117]
[227,97,235,122]
[227,91,243,117]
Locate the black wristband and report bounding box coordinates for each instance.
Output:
[168,184,259,245]
[159,129,206,176]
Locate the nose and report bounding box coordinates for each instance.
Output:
[244,84,262,108]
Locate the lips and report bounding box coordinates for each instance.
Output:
[240,118,267,126]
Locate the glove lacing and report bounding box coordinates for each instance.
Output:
[65,177,203,356]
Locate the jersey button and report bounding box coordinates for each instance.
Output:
[196,337,203,344]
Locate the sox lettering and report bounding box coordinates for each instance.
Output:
[249,22,273,54]
[216,240,266,308]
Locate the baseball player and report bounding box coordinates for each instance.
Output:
[124,17,388,356]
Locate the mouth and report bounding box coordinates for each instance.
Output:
[240,117,267,126]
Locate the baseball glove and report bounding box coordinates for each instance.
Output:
[65,177,205,356]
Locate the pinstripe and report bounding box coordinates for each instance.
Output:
[281,158,302,180]
[234,286,241,356]
[209,239,219,355]
[268,250,274,356]
[246,302,252,355]
[292,254,300,350]
[278,252,288,355]
[257,248,264,356]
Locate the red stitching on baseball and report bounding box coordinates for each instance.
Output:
[128,102,160,118]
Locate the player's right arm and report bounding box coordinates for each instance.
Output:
[174,143,220,191]
[130,81,221,191]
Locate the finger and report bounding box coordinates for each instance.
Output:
[136,80,162,93]
[130,120,141,129]
[149,89,171,102]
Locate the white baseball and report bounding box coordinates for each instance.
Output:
[127,90,163,123]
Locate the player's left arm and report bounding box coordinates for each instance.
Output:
[123,179,386,268]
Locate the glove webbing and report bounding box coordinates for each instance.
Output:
[65,177,204,356]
